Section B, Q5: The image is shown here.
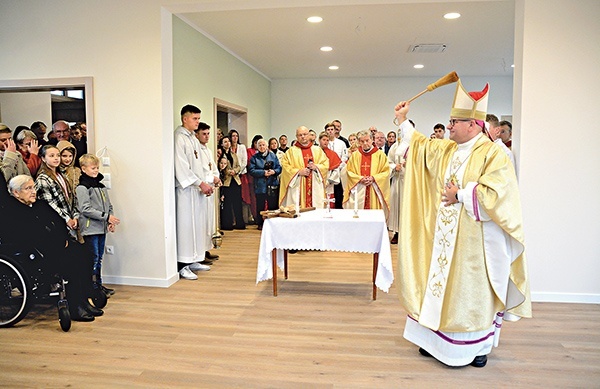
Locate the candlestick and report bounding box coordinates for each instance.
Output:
[352,187,359,218]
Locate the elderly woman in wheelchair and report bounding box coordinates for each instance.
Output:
[0,174,106,330]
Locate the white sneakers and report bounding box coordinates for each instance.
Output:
[189,262,211,272]
[179,266,198,280]
[179,262,211,280]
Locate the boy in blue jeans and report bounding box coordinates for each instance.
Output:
[76,154,120,298]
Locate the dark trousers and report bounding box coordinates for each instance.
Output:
[221,181,245,229]
[255,192,279,227]
[334,183,344,209]
[57,242,94,307]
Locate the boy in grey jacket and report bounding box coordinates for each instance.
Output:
[76,154,120,297]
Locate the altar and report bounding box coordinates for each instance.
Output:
[255,209,394,299]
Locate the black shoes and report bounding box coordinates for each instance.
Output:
[101,285,115,297]
[71,305,95,322]
[205,251,219,260]
[84,301,104,317]
[419,347,487,368]
[390,233,398,244]
[470,355,487,368]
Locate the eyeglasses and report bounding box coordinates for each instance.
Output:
[22,186,36,192]
[448,119,472,126]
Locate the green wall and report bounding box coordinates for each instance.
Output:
[173,15,271,143]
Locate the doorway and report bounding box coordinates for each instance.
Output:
[213,98,247,146]
[0,77,94,152]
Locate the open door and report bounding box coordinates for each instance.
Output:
[213,98,248,146]
[0,77,94,152]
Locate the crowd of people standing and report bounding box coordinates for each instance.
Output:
[1,119,119,323]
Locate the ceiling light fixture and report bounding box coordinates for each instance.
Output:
[329,65,339,70]
[307,16,323,23]
[320,46,333,52]
[414,64,424,69]
[444,12,461,19]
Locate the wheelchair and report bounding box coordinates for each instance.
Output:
[0,244,107,332]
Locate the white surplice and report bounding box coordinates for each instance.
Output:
[174,126,207,263]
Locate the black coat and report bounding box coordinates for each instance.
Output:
[0,175,92,303]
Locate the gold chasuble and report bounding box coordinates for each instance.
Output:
[399,129,531,333]
[343,147,390,217]
[279,144,328,209]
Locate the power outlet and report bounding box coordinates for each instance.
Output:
[106,245,114,255]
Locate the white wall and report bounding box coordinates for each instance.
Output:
[271,76,513,139]
[514,0,600,303]
[0,92,52,133]
[0,0,173,286]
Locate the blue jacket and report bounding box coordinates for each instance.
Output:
[249,151,282,194]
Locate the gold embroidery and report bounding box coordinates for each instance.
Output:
[428,205,459,298]
[447,154,471,187]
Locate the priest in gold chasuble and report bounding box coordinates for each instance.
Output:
[343,130,390,217]
[279,126,328,209]
[394,80,531,368]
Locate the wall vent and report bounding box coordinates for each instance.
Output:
[408,44,447,53]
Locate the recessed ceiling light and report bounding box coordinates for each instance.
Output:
[320,46,333,52]
[444,12,461,19]
[511,64,515,68]
[329,65,339,70]
[414,64,424,69]
[307,16,323,23]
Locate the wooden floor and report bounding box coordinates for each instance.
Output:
[1,226,599,388]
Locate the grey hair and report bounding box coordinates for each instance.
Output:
[16,130,36,144]
[8,174,33,194]
[357,130,372,140]
[52,120,70,131]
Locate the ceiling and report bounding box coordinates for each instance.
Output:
[178,1,515,79]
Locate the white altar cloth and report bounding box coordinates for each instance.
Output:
[256,209,394,293]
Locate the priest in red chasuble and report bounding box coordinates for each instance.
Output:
[343,130,390,217]
[279,126,329,209]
